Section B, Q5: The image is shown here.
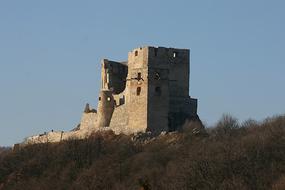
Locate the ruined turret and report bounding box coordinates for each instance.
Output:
[84,103,90,113]
[96,90,115,128]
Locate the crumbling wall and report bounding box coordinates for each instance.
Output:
[101,59,128,94]
[109,104,131,134]
[79,103,97,130]
[24,131,63,144]
[18,46,199,147]
[22,129,92,146]
[79,112,97,130]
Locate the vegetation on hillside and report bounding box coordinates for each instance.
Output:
[0,147,10,155]
[0,114,285,190]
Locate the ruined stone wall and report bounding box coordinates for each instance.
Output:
[109,104,130,134]
[101,59,128,94]
[79,112,97,130]
[22,127,93,145]
[113,92,126,107]
[18,46,198,147]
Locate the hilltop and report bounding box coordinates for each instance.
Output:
[0,115,285,190]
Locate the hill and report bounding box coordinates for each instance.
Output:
[0,115,285,190]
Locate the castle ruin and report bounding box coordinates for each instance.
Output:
[20,46,199,145]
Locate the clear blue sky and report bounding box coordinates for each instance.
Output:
[0,0,284,146]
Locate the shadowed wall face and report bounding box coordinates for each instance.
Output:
[147,47,196,133]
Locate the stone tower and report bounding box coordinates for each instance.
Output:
[96,46,198,135]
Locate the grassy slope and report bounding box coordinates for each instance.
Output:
[0,115,285,190]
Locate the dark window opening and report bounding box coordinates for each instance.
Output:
[154,48,158,56]
[154,72,160,80]
[135,51,138,56]
[119,96,125,105]
[99,97,101,101]
[173,51,178,58]
[137,87,141,96]
[138,72,142,80]
[155,86,161,96]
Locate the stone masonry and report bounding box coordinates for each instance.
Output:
[18,46,199,146]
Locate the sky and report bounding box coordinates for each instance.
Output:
[0,0,284,146]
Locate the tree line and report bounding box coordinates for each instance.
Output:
[0,114,285,190]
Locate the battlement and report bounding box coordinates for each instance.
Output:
[148,46,189,62]
[128,46,189,65]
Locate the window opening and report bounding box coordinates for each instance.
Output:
[137,72,142,80]
[154,72,160,80]
[135,51,138,56]
[137,87,141,96]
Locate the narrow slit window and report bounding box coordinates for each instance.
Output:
[135,51,138,56]
[137,72,142,80]
[137,87,141,96]
[173,52,178,58]
[98,97,101,101]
